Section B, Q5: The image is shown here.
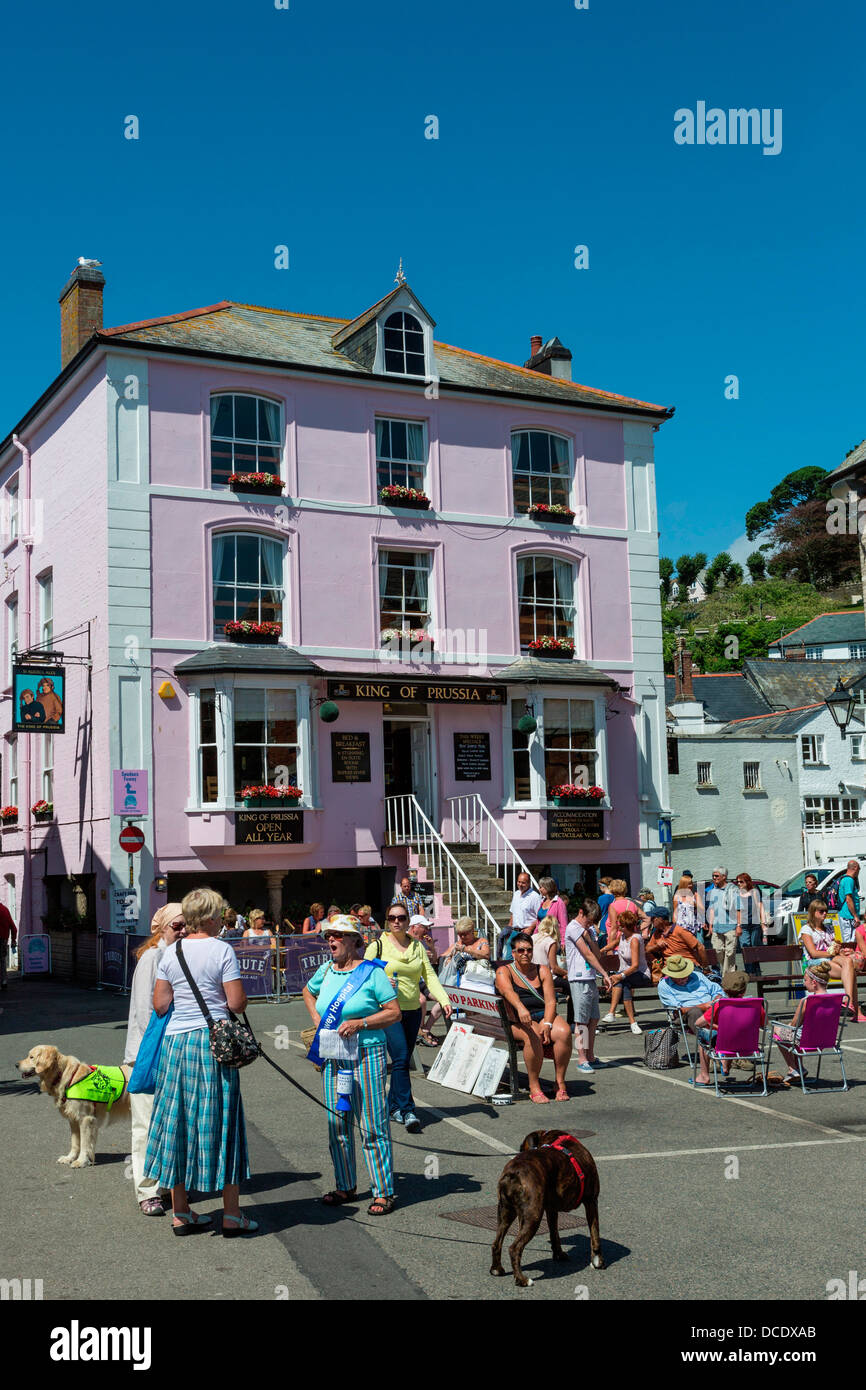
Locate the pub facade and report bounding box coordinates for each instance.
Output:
[0,265,674,941]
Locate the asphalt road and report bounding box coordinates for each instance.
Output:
[2,976,865,1303]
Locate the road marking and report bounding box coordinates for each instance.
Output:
[595,1137,863,1161]
[621,1064,849,1136]
[422,1106,514,1155]
[841,1042,866,1054]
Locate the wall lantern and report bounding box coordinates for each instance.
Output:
[154,875,168,893]
[319,701,339,723]
[825,678,856,740]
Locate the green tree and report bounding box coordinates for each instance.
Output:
[746,551,766,582]
[675,552,707,593]
[659,556,674,600]
[745,467,830,541]
[764,498,858,588]
[726,561,744,587]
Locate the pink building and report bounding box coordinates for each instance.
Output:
[0,266,674,957]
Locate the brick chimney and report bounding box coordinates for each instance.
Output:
[529,335,543,358]
[524,335,573,381]
[59,262,105,367]
[673,637,695,701]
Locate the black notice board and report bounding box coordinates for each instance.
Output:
[235,811,304,845]
[331,732,372,783]
[547,807,604,841]
[453,732,492,782]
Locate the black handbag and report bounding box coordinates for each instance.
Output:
[175,938,261,1069]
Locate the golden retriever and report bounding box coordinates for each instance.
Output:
[17,1045,132,1168]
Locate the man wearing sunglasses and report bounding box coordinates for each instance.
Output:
[365,906,452,1132]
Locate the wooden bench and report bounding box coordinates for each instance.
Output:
[742,945,802,1000]
[442,978,524,1100]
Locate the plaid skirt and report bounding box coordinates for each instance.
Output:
[144,1027,250,1192]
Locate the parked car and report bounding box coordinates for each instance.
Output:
[775,858,866,940]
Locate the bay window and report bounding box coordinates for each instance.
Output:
[543,698,597,793]
[511,700,532,802]
[233,688,299,798]
[507,693,605,805]
[210,393,281,488]
[192,681,310,807]
[213,533,285,637]
[517,555,575,649]
[199,689,219,803]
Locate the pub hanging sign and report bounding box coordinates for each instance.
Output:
[13,664,66,734]
[327,679,506,705]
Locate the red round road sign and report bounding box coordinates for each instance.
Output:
[119,825,145,853]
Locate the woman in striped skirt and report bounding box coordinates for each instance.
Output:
[145,887,256,1236]
[302,916,401,1214]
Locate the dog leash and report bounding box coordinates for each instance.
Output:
[257,1045,505,1159]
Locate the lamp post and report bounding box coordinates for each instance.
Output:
[825,678,856,740]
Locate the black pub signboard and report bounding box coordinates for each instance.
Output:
[235,810,304,845]
[453,732,491,782]
[547,807,604,841]
[327,679,506,705]
[331,732,371,783]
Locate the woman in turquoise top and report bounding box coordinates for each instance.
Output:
[302,916,401,1214]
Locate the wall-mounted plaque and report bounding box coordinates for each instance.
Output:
[547,808,604,841]
[453,732,491,781]
[331,732,371,783]
[235,810,304,845]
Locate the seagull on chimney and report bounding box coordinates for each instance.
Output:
[77,257,102,267]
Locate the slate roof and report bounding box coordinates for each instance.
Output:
[768,611,866,652]
[712,705,822,739]
[493,656,618,686]
[174,646,323,676]
[826,439,866,487]
[664,673,770,722]
[95,295,672,419]
[743,658,866,709]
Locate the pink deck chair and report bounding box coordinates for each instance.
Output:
[696,997,770,1096]
[773,992,849,1095]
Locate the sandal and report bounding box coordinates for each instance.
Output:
[139,1197,165,1217]
[419,1030,439,1047]
[530,1091,550,1103]
[368,1195,397,1216]
[222,1212,259,1237]
[554,1087,569,1101]
[171,1210,212,1237]
[321,1188,356,1207]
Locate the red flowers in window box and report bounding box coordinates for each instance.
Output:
[550,784,605,801]
[1,805,18,823]
[528,636,575,658]
[224,621,282,644]
[239,785,303,808]
[228,472,284,495]
[379,485,431,510]
[527,503,576,524]
[32,799,54,820]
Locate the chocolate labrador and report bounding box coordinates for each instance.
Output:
[490,1128,604,1286]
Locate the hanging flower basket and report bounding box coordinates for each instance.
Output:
[379,485,431,511]
[240,784,303,809]
[527,503,576,525]
[1,805,18,826]
[528,636,575,659]
[224,621,282,644]
[32,799,54,822]
[551,784,605,806]
[229,472,284,496]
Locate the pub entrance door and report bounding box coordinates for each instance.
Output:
[383,717,433,819]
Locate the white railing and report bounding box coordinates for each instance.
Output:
[385,794,502,950]
[446,793,540,896]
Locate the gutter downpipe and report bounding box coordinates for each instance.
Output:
[12,435,32,942]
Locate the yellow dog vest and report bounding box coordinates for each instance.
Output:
[65,1065,126,1108]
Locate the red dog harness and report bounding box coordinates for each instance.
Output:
[539,1134,585,1200]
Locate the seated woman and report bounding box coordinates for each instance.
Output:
[242,909,276,949]
[600,910,651,1034]
[495,933,572,1102]
[773,960,832,1082]
[531,919,565,980]
[800,899,866,1022]
[439,917,491,968]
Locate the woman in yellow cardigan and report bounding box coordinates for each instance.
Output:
[366,904,452,1133]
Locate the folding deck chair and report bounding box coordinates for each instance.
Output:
[773,992,850,1095]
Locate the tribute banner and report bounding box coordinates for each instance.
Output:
[547,807,605,841]
[327,679,506,705]
[230,939,273,997]
[282,936,330,994]
[99,933,127,989]
[453,732,491,781]
[235,810,303,845]
[331,731,371,783]
[13,664,65,734]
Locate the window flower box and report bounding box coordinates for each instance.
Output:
[550,784,605,807]
[228,472,284,496]
[32,799,54,822]
[224,620,282,644]
[528,636,575,659]
[380,627,434,647]
[526,503,576,525]
[1,805,18,826]
[239,784,303,808]
[379,485,431,511]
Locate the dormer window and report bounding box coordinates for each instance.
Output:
[384,312,426,376]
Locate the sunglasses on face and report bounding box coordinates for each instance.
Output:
[513,946,532,953]
[387,914,408,923]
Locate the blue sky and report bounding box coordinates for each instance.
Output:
[1,0,863,564]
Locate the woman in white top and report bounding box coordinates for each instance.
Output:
[123,903,185,1216]
[145,887,256,1236]
[532,919,566,981]
[800,899,865,1021]
[673,876,703,935]
[600,910,651,1035]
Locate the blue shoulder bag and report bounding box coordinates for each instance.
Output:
[128,1004,173,1094]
